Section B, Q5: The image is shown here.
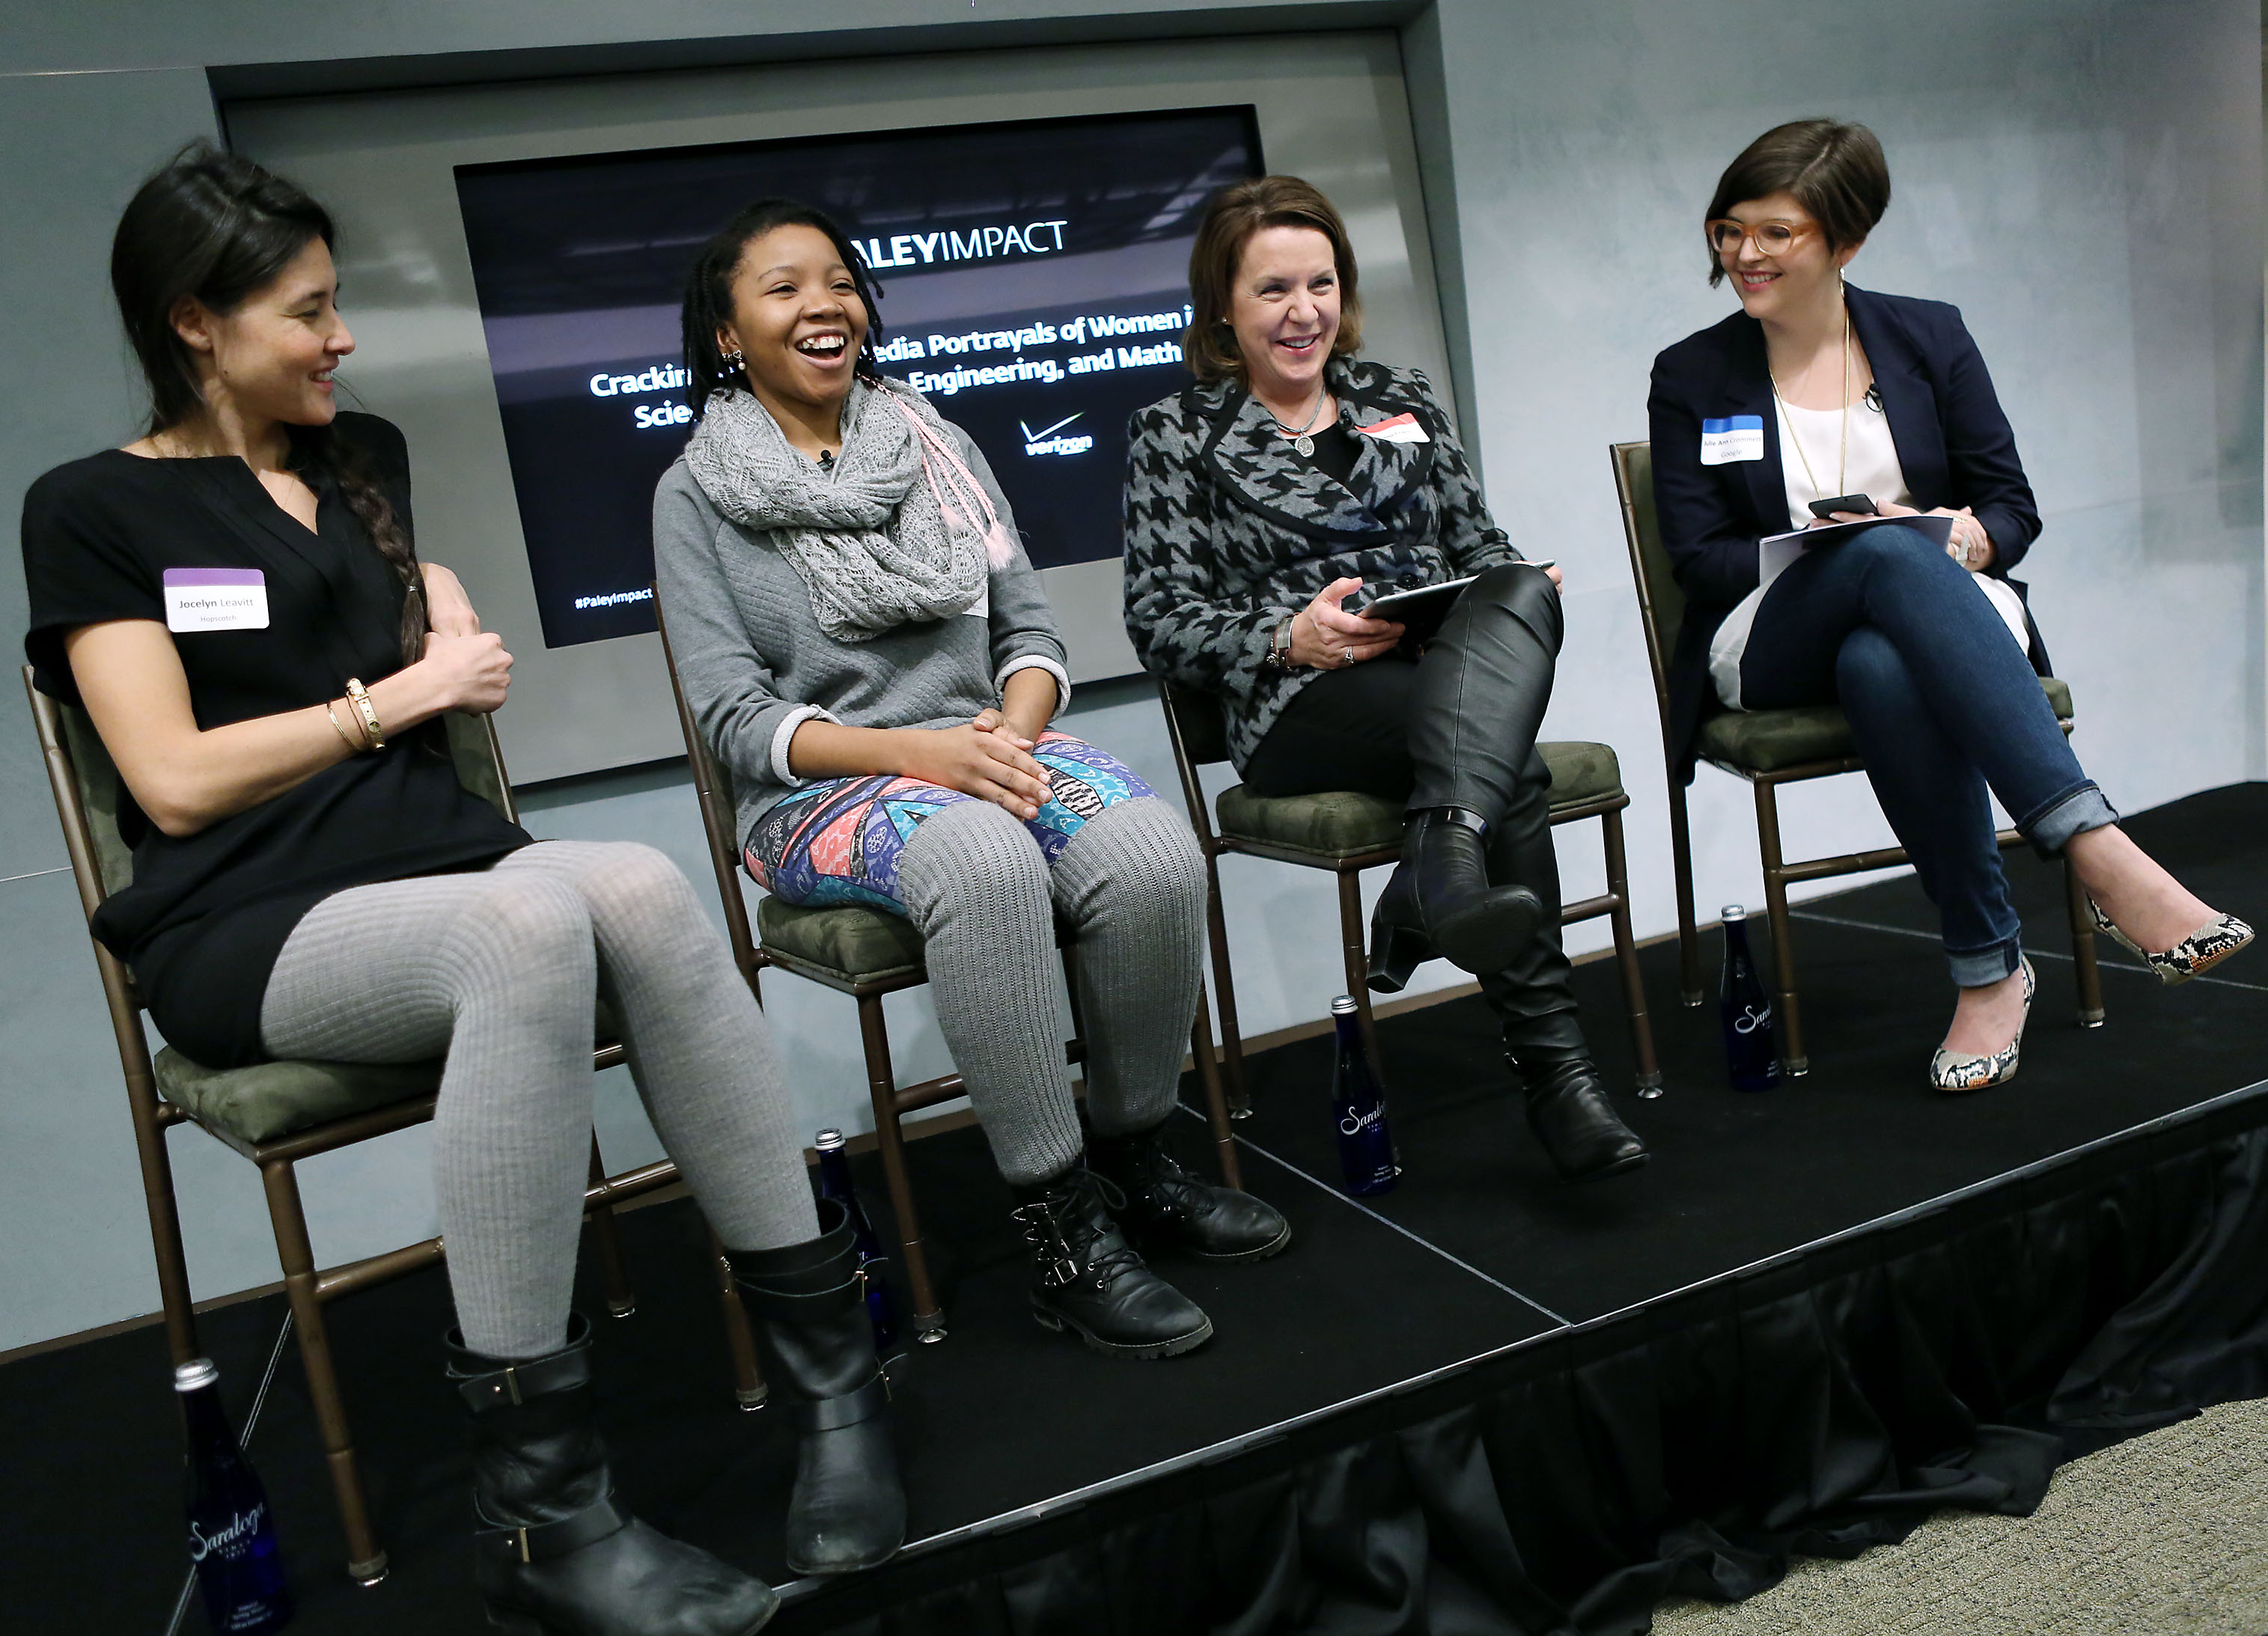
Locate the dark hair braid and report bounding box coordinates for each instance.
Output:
[681,198,886,416]
[111,141,427,666]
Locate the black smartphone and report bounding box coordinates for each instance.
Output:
[1808,494,1877,520]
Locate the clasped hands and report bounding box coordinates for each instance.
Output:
[1810,501,1996,571]
[1288,565,1568,670]
[895,708,1055,821]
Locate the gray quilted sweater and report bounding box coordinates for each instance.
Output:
[653,418,1070,852]
[1121,358,1524,770]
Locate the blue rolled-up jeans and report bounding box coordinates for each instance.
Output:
[1738,522,2117,987]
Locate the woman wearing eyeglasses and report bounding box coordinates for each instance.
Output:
[1647,118,2249,1092]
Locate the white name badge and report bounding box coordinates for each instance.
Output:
[163,567,269,632]
[1353,412,1428,444]
[961,582,991,620]
[1699,415,1765,466]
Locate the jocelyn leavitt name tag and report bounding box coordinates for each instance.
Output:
[163,567,269,632]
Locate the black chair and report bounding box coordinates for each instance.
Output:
[1156,680,1663,1108]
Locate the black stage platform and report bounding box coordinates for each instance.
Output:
[20,785,2268,1635]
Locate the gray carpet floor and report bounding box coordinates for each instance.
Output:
[1652,1397,2268,1635]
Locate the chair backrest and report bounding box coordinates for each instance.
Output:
[650,599,763,988]
[1153,680,1228,846]
[1609,441,1685,730]
[23,662,518,922]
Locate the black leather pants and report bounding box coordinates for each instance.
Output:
[1243,565,1580,1052]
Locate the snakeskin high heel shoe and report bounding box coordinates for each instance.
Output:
[2087,900,2255,986]
[1929,956,2034,1095]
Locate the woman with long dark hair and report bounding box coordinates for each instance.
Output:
[1647,119,2250,1090]
[22,144,898,1634]
[655,198,1290,1364]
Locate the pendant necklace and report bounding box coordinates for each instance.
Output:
[1769,302,1851,510]
[1269,388,1330,458]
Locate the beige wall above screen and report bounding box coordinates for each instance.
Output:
[228,31,1451,784]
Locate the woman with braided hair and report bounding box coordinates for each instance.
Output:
[655,198,1290,1367]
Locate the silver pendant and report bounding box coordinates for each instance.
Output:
[1294,434,1314,457]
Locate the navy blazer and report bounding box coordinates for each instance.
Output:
[1645,284,2047,779]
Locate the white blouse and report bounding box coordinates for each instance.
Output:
[1707,393,2029,710]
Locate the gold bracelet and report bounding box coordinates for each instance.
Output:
[325,700,365,754]
[343,678,387,751]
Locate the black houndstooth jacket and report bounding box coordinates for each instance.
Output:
[1121,356,1523,770]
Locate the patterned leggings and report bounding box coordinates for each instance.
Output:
[746,732,1153,910]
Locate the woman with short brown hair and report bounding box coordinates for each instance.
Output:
[1123,175,1650,1185]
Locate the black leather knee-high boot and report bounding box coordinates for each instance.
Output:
[446,1315,778,1636]
[728,1201,906,1576]
[1478,766,1648,1183]
[1368,564,1561,993]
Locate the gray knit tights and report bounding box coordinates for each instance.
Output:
[894,796,1207,1185]
[260,840,817,1361]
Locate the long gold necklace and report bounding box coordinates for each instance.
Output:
[1768,304,1850,505]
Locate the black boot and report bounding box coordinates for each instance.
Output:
[1368,808,1543,992]
[1368,564,1564,995]
[1010,1165,1213,1358]
[1511,1052,1648,1182]
[728,1201,905,1576]
[446,1315,778,1636]
[1088,1121,1291,1262]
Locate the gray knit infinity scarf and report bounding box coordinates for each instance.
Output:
[684,379,1004,641]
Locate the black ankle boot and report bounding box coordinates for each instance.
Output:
[1010,1165,1213,1358]
[1510,1053,1649,1182]
[1088,1122,1291,1262]
[728,1201,905,1576]
[1368,808,1543,993]
[446,1316,777,1636]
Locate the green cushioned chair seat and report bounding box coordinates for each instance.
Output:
[157,1049,441,1152]
[758,896,926,984]
[1215,740,1627,859]
[1699,677,2073,775]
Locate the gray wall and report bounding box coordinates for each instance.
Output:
[2,0,2258,1352]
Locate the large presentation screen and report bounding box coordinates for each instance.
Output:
[454,107,1263,649]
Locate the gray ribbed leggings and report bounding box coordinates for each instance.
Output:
[894,796,1207,1185]
[259,840,815,1361]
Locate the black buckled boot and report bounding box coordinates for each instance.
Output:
[1010,1165,1213,1358]
[446,1315,778,1636]
[1368,809,1543,992]
[1368,563,1564,995]
[727,1200,905,1577]
[1088,1121,1291,1262]
[1510,1051,1648,1182]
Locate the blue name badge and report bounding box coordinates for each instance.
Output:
[1700,415,1765,466]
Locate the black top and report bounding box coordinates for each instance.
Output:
[21,412,530,1067]
[1645,284,2049,780]
[1300,421,1362,489]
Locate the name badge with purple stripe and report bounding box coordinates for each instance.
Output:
[163,567,269,632]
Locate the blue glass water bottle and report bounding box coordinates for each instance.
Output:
[177,1358,293,1633]
[1719,906,1781,1091]
[1331,995,1398,1195]
[814,1129,900,1350]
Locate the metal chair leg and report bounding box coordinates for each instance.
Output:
[859,995,945,1342]
[2065,858,2107,1028]
[1668,778,1704,1007]
[706,1222,767,1408]
[1601,807,1664,1096]
[1189,980,1244,1189]
[584,1138,636,1319]
[260,1158,388,1586]
[1201,849,1253,1116]
[1752,779,1808,1077]
[1336,868,1387,1078]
